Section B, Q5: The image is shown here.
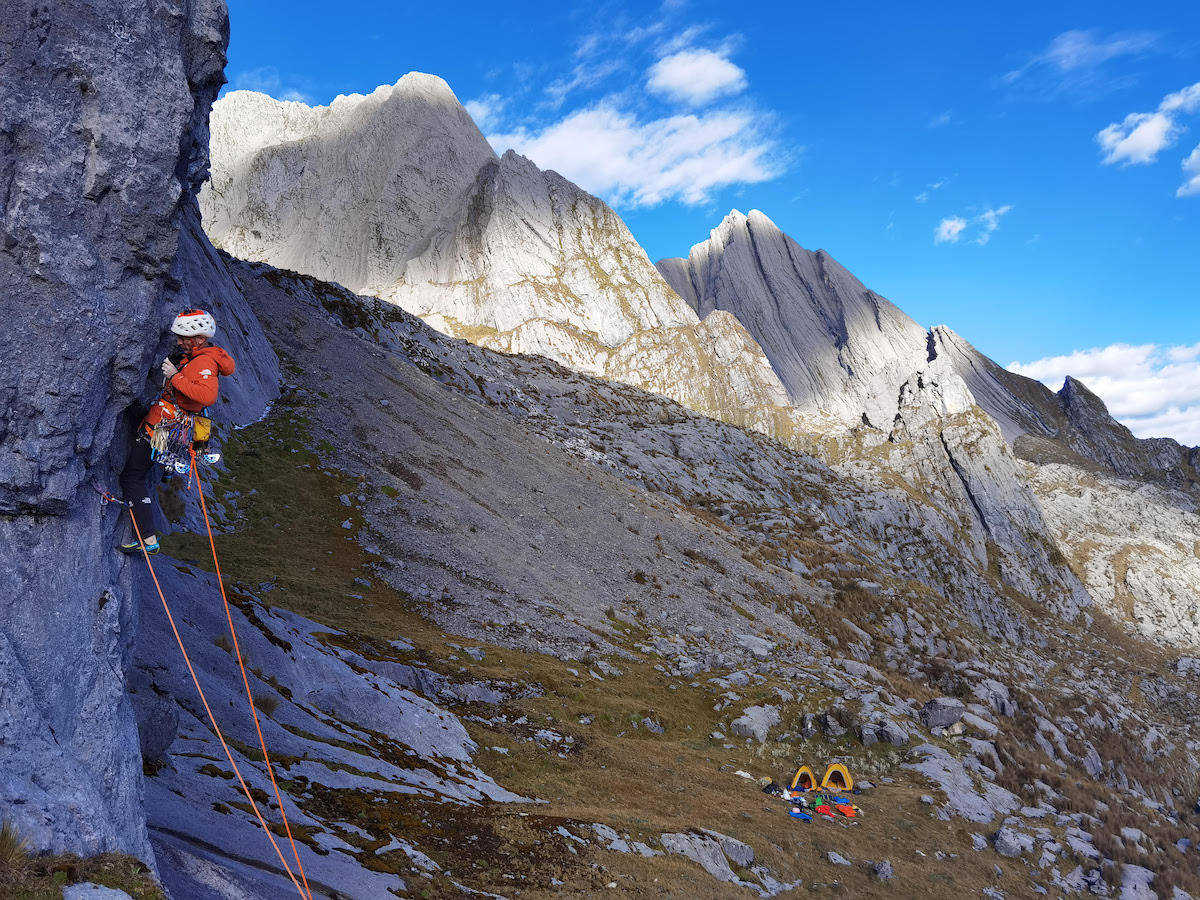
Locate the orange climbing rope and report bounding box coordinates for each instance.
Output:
[188,450,313,900]
[128,509,310,900]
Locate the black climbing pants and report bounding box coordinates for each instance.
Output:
[119,436,158,537]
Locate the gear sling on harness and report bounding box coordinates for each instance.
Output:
[122,450,315,900]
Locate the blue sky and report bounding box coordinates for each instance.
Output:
[224,1,1200,442]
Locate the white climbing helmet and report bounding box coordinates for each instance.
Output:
[171,308,216,338]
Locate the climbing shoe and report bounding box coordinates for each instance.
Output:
[119,535,159,555]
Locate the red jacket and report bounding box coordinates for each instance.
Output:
[166,344,236,412]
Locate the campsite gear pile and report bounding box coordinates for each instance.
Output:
[757,763,864,824]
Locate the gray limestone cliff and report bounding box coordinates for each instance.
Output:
[658,212,1199,490]
[0,0,276,860]
[927,326,1199,487]
[656,210,931,428]
[660,209,1198,648]
[201,75,498,293]
[201,85,796,435]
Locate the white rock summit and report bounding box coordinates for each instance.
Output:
[202,78,793,428]
[203,74,496,292]
[657,209,930,428]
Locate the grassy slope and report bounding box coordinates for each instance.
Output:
[156,384,1148,899]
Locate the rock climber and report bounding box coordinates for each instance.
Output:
[119,309,236,554]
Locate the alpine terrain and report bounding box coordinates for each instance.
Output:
[1,2,1199,899]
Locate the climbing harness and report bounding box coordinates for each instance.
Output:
[118,454,314,900]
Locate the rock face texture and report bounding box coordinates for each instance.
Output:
[0,0,276,861]
[657,210,931,428]
[202,85,796,435]
[659,214,1199,489]
[202,75,496,293]
[883,368,1091,620]
[135,563,518,898]
[388,150,695,366]
[660,208,1198,647]
[1029,463,1200,647]
[928,326,1200,488]
[0,0,225,513]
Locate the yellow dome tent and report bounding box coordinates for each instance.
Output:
[820,763,853,791]
[789,765,818,791]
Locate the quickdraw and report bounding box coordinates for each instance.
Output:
[91,478,132,508]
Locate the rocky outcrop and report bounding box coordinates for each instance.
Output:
[0,0,223,860]
[660,219,1198,492]
[1028,463,1200,647]
[0,0,277,862]
[883,368,1091,620]
[201,75,496,293]
[0,0,226,513]
[928,326,1200,488]
[657,210,930,428]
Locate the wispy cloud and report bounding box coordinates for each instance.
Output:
[648,47,747,105]
[464,94,506,130]
[975,204,1013,245]
[1002,28,1158,97]
[934,205,1012,245]
[1096,81,1200,166]
[230,67,312,104]
[489,104,781,207]
[934,216,967,244]
[545,59,626,108]
[1008,342,1200,444]
[915,176,950,204]
[928,110,952,128]
[1179,145,1200,198]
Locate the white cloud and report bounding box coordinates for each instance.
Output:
[1161,82,1200,115]
[1178,145,1200,198]
[1004,29,1158,88]
[1096,80,1200,167]
[1167,341,1200,362]
[935,216,967,244]
[975,204,1013,245]
[915,191,930,204]
[1097,111,1178,165]
[929,111,952,128]
[1008,342,1200,443]
[231,67,312,104]
[489,104,780,207]
[934,205,1013,245]
[464,94,506,130]
[647,48,747,105]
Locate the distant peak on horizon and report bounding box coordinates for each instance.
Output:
[222,71,461,113]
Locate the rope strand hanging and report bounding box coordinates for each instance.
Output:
[128,507,310,899]
[189,449,313,900]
